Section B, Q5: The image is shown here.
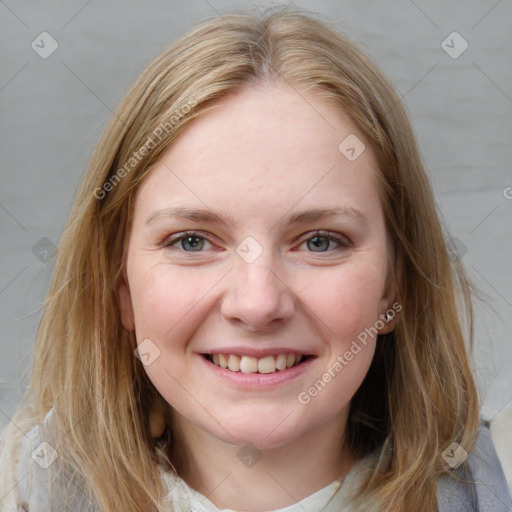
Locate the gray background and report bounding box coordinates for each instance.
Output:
[1,0,511,429]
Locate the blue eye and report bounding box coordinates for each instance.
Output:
[162,232,212,252]
[305,235,336,252]
[299,231,350,253]
[161,230,350,254]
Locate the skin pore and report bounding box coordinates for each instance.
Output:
[118,81,398,511]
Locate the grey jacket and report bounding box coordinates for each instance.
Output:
[5,415,512,511]
[437,421,511,511]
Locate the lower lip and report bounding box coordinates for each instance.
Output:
[199,354,315,389]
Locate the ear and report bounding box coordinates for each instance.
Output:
[118,278,135,332]
[377,251,402,334]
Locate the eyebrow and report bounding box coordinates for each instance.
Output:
[144,206,368,230]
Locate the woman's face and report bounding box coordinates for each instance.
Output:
[119,82,397,450]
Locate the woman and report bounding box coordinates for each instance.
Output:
[1,8,510,512]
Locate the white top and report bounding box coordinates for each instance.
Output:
[159,451,378,512]
[2,407,380,512]
[2,407,511,511]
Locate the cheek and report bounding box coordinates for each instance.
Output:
[128,265,207,345]
[127,266,211,405]
[295,261,386,339]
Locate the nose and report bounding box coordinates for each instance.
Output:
[220,252,296,331]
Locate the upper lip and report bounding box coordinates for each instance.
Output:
[200,346,315,358]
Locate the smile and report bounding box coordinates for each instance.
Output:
[202,353,312,374]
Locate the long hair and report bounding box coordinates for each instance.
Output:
[0,8,479,511]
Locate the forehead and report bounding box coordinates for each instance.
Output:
[133,81,382,228]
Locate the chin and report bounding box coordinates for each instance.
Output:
[212,413,306,450]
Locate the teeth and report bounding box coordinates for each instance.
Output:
[218,353,229,369]
[258,356,276,374]
[276,353,287,371]
[227,354,240,372]
[208,353,306,373]
[240,356,258,373]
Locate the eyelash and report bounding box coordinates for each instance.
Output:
[160,230,351,254]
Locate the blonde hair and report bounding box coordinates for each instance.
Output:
[0,7,479,511]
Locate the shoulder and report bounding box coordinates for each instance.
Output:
[0,413,49,511]
[490,407,512,495]
[2,408,100,512]
[437,416,512,512]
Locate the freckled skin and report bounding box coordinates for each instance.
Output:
[118,82,398,508]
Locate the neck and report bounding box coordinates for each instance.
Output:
[168,413,357,511]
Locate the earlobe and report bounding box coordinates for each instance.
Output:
[377,304,401,334]
[377,248,402,334]
[378,283,401,333]
[118,280,135,332]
